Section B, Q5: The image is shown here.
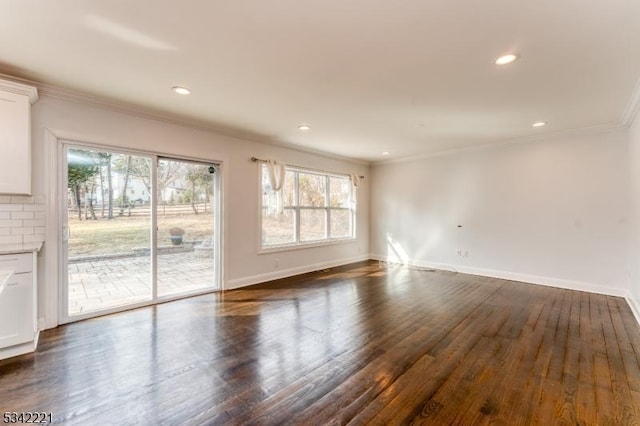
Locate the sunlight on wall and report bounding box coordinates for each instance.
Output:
[386,233,409,264]
[414,228,443,261]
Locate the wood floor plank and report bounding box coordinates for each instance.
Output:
[411,280,539,425]
[575,290,598,425]
[556,289,583,425]
[590,293,618,425]
[601,295,640,424]
[409,336,502,425]
[0,260,639,425]
[608,296,640,393]
[532,289,574,426]
[483,299,548,425]
[350,303,508,424]
[520,286,565,424]
[289,279,489,424]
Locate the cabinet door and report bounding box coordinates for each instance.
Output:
[0,272,34,347]
[0,90,31,195]
[0,253,34,274]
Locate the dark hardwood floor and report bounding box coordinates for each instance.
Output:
[1,261,640,425]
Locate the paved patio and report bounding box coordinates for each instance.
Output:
[68,251,216,316]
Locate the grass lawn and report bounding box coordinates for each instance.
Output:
[68,213,215,257]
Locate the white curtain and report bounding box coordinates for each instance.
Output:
[349,173,361,188]
[265,160,286,214]
[266,160,286,191]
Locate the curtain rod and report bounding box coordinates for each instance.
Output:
[251,157,364,179]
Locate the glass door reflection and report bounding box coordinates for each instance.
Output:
[156,158,218,297]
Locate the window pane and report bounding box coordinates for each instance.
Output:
[262,165,295,207]
[329,176,351,207]
[262,165,296,246]
[330,209,352,238]
[298,173,326,207]
[282,170,296,206]
[262,208,295,245]
[66,148,152,316]
[300,209,326,242]
[157,160,217,297]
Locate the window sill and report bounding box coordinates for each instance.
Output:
[258,238,356,254]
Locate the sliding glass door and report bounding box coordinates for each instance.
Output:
[62,143,220,322]
[156,158,217,297]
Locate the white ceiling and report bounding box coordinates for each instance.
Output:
[1,0,640,162]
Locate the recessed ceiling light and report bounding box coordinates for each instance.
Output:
[532,121,547,127]
[172,86,191,95]
[382,151,390,156]
[298,124,311,131]
[494,54,519,65]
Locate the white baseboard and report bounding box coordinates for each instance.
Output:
[625,292,640,328]
[0,330,39,361]
[225,255,370,290]
[369,254,627,297]
[224,254,640,328]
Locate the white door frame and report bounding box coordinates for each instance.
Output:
[57,138,223,324]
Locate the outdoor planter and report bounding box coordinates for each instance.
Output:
[169,227,185,245]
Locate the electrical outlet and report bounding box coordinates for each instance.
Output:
[463,251,469,258]
[456,249,462,256]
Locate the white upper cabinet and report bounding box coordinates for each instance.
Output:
[0,79,38,195]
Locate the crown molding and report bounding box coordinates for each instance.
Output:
[372,123,625,166]
[0,77,38,103]
[1,70,632,167]
[0,72,369,167]
[622,76,640,127]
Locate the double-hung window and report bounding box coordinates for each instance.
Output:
[261,164,356,249]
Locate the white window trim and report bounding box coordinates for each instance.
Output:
[258,164,356,253]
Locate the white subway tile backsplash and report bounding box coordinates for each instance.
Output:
[0,219,22,227]
[11,195,33,204]
[0,235,23,244]
[23,204,45,212]
[11,211,34,220]
[23,234,45,243]
[12,227,34,235]
[0,195,46,246]
[23,219,45,227]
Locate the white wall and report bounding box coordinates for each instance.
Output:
[371,128,630,295]
[31,95,369,327]
[629,114,640,320]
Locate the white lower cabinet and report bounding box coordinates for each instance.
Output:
[0,252,38,360]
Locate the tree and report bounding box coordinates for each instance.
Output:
[185,166,213,214]
[84,181,98,220]
[127,158,183,204]
[114,155,132,216]
[94,153,115,219]
[98,165,106,218]
[298,175,325,206]
[67,149,99,220]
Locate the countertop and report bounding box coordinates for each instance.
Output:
[0,268,12,296]
[0,241,43,255]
